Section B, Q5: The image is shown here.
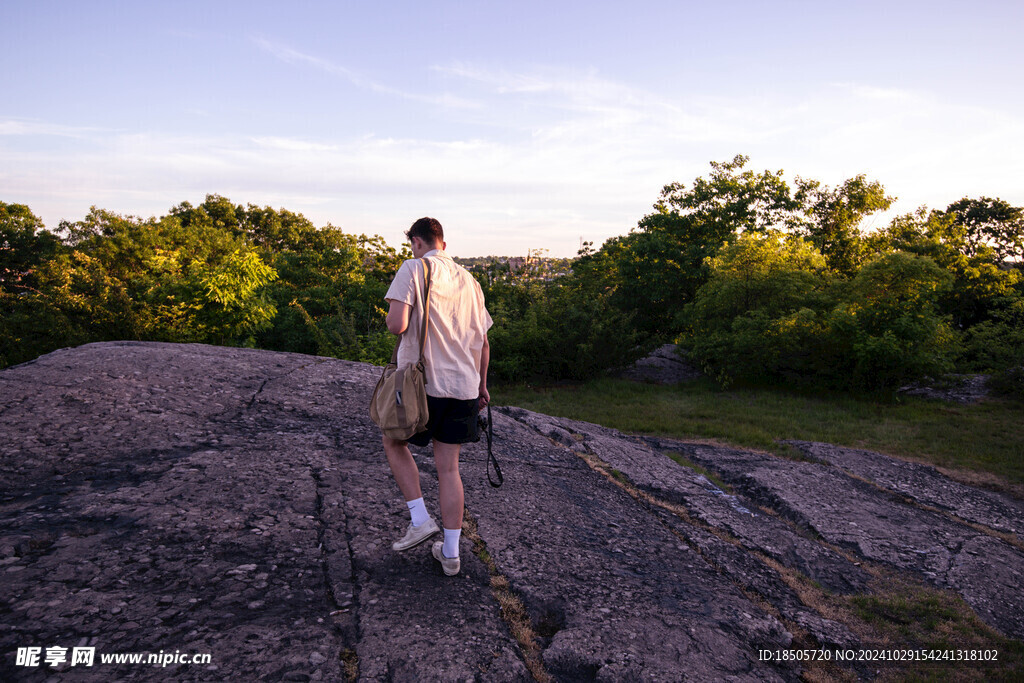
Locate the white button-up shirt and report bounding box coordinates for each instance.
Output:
[384,250,493,400]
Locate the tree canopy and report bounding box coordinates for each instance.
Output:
[3,161,1022,396]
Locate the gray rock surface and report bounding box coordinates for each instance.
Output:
[1,343,525,682]
[617,344,702,384]
[472,410,794,681]
[2,341,1022,681]
[491,408,1024,640]
[897,373,992,403]
[670,440,1024,640]
[497,408,866,651]
[783,440,1024,539]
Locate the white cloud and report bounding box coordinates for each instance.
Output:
[251,37,481,110]
[250,137,339,153]
[252,36,363,83]
[3,65,1023,257]
[0,119,110,138]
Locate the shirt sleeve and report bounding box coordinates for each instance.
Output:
[476,281,494,332]
[384,260,417,305]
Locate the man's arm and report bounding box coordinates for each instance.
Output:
[386,299,411,335]
[478,334,490,408]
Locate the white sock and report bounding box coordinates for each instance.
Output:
[406,497,429,527]
[442,528,461,559]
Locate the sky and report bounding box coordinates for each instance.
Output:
[2,1,1022,257]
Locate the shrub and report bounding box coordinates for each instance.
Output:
[685,237,957,390]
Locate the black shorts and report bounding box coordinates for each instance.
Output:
[407,395,481,447]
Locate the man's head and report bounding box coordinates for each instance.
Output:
[406,217,445,257]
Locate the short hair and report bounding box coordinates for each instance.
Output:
[405,217,444,245]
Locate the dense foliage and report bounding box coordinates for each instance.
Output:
[3,157,1022,395]
[0,196,409,369]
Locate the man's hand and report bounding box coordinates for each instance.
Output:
[478,387,490,410]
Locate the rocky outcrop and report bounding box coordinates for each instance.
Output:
[617,344,702,384]
[897,374,992,403]
[2,342,1022,681]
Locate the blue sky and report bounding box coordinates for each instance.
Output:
[3,1,1022,257]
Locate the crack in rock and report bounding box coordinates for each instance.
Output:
[784,440,1024,541]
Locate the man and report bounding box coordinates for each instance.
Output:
[382,217,492,576]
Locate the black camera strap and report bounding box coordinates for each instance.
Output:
[485,404,503,488]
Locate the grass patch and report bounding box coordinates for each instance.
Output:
[607,468,629,485]
[852,592,961,637]
[663,451,733,493]
[340,649,359,682]
[493,377,1024,493]
[848,585,1024,681]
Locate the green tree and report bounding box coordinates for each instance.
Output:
[0,198,397,367]
[684,231,833,383]
[146,244,278,344]
[253,217,410,364]
[959,297,1024,398]
[686,233,955,390]
[870,207,1021,328]
[481,264,637,383]
[47,206,278,346]
[941,196,1023,264]
[687,231,828,323]
[650,154,803,234]
[608,155,803,340]
[0,202,59,292]
[239,202,321,252]
[796,174,895,276]
[835,252,956,388]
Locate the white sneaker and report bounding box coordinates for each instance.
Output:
[391,518,439,551]
[432,541,461,576]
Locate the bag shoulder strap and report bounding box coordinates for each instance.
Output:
[417,257,432,363]
[386,257,433,366]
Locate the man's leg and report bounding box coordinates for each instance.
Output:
[382,435,423,502]
[384,435,439,551]
[433,440,463,559]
